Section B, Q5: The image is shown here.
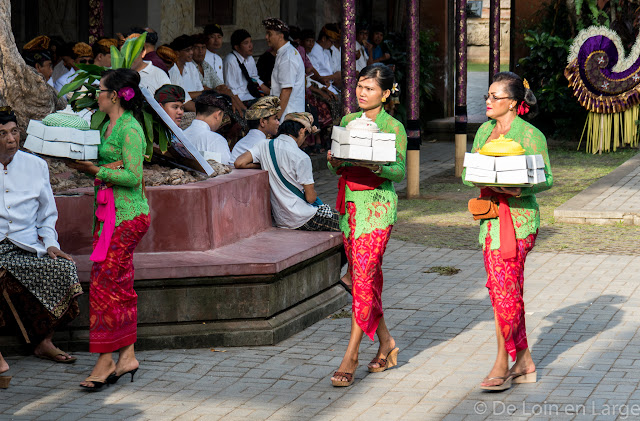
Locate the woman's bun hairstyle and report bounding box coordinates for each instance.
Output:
[493,71,538,120]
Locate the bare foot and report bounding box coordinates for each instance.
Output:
[34,338,75,363]
[341,271,352,288]
[509,349,536,377]
[0,352,9,374]
[331,356,358,383]
[367,337,397,370]
[80,356,116,388]
[480,363,510,387]
[114,356,139,377]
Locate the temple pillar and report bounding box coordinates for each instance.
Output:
[454,0,467,177]
[406,0,420,198]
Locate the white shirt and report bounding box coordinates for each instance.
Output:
[0,151,60,257]
[169,61,204,93]
[205,50,225,82]
[223,51,264,101]
[271,42,306,122]
[51,61,69,85]
[183,119,231,164]
[249,134,316,229]
[356,41,369,72]
[330,45,341,74]
[307,43,339,94]
[230,129,267,165]
[138,61,171,96]
[54,67,75,93]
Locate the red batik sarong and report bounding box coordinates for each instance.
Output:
[483,225,537,361]
[89,213,150,353]
[343,202,393,340]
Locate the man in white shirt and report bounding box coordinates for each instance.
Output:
[55,42,94,92]
[306,30,340,95]
[355,25,370,73]
[183,91,231,164]
[230,96,280,165]
[223,29,270,102]
[92,38,117,68]
[0,107,82,365]
[262,18,306,122]
[204,24,225,82]
[235,112,339,231]
[168,35,204,98]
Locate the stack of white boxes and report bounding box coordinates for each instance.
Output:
[330,126,396,162]
[463,152,546,185]
[24,120,101,160]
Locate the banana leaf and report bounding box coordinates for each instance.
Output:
[142,110,155,144]
[121,32,147,69]
[110,45,124,69]
[90,111,108,130]
[57,72,85,97]
[157,126,169,153]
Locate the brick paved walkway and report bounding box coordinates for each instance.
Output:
[2,239,640,420]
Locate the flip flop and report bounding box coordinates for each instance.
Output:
[511,370,537,384]
[36,347,77,364]
[480,374,513,391]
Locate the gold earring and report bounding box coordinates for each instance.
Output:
[382,97,386,103]
[111,96,117,104]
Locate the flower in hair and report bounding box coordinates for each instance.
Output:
[118,87,135,101]
[523,78,530,90]
[391,82,399,94]
[517,102,530,116]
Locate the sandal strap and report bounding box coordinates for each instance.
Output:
[370,357,387,367]
[332,371,353,381]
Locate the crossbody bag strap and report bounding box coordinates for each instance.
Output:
[268,139,306,201]
[234,53,254,85]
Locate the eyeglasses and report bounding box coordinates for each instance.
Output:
[96,89,114,95]
[484,94,512,102]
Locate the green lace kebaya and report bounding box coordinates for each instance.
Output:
[95,110,149,228]
[328,108,408,240]
[462,116,553,250]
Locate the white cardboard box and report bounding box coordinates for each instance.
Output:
[26,120,46,138]
[23,135,44,154]
[25,135,98,159]
[526,154,545,169]
[496,169,529,184]
[463,153,495,171]
[340,144,372,160]
[528,169,546,184]
[331,126,372,146]
[373,132,396,142]
[372,138,396,149]
[372,147,396,162]
[40,125,101,145]
[465,167,497,183]
[495,155,528,171]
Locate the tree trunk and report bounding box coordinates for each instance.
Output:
[0,0,56,127]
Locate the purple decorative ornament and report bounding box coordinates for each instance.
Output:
[341,0,357,115]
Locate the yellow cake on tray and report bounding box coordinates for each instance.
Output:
[478,134,525,156]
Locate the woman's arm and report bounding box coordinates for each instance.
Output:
[96,128,144,187]
[461,123,491,187]
[374,122,406,183]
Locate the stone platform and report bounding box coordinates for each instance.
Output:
[1,170,347,354]
[555,153,640,225]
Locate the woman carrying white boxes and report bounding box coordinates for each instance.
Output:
[327,64,406,387]
[462,72,553,391]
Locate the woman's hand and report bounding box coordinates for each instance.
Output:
[66,160,100,176]
[489,186,521,196]
[356,163,381,173]
[327,150,344,167]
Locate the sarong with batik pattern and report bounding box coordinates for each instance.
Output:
[89,213,150,353]
[483,224,537,361]
[343,202,392,340]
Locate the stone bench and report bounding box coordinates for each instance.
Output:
[1,169,347,353]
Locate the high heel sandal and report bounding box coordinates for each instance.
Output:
[368,347,399,373]
[80,375,111,392]
[511,370,537,384]
[106,368,138,384]
[0,376,11,389]
[331,371,355,387]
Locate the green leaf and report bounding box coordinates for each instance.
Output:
[110,45,124,69]
[142,110,155,144]
[158,127,169,153]
[90,110,108,130]
[120,32,147,69]
[58,73,87,97]
[76,63,106,75]
[74,96,98,110]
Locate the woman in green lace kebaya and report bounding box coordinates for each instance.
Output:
[327,64,406,387]
[68,68,150,391]
[462,72,553,391]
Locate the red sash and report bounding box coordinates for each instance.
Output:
[336,166,385,214]
[481,187,516,260]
